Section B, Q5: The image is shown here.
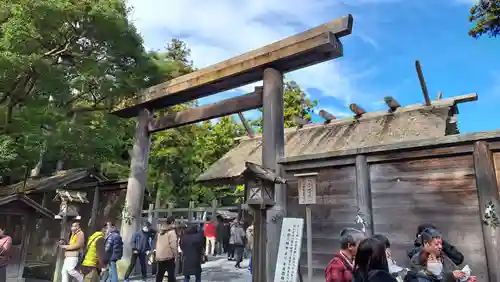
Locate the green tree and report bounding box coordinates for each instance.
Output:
[469,0,500,38]
[145,40,245,206]
[251,80,317,131]
[0,0,155,182]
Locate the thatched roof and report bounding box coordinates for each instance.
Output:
[0,193,55,218]
[1,168,108,196]
[197,94,476,185]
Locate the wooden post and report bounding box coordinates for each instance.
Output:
[153,190,161,227]
[211,199,218,219]
[147,204,154,224]
[262,68,285,282]
[306,205,313,282]
[472,141,500,282]
[167,203,174,217]
[17,215,33,280]
[355,155,374,236]
[88,186,100,233]
[120,108,152,277]
[188,201,194,222]
[415,60,432,106]
[237,112,254,138]
[53,216,68,282]
[295,172,318,282]
[253,208,267,282]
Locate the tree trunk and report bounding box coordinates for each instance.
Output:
[119,108,152,278]
[31,143,46,177]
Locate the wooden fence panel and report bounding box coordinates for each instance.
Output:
[286,165,357,278]
[370,154,488,281]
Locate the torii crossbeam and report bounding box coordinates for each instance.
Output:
[112,14,353,282]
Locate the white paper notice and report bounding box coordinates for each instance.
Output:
[274,217,305,282]
[298,176,316,205]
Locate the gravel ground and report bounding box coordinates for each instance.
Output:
[130,256,251,282]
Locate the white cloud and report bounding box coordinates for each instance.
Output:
[126,0,381,108]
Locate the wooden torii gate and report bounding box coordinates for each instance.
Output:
[111,14,354,281]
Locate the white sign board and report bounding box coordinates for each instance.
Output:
[298,176,317,205]
[274,217,304,282]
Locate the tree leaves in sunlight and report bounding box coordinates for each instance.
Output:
[469,0,500,38]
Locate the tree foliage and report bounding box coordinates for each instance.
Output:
[0,0,155,180]
[0,0,316,207]
[469,0,500,38]
[251,80,317,131]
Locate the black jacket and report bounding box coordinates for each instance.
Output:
[216,222,225,240]
[407,238,464,266]
[354,269,399,282]
[180,231,204,276]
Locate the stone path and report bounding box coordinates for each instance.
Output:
[195,256,250,281]
[131,256,251,282]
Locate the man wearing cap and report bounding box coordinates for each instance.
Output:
[124,222,153,282]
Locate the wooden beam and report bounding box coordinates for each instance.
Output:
[245,162,287,184]
[293,116,311,127]
[319,110,336,123]
[111,15,353,118]
[436,91,442,100]
[472,141,500,282]
[278,129,500,164]
[237,112,255,138]
[149,87,263,132]
[349,103,366,117]
[415,60,432,106]
[384,96,400,112]
[355,155,374,236]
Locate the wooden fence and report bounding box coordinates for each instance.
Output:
[140,199,247,225]
[279,130,500,282]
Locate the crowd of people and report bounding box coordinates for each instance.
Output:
[0,213,254,282]
[1,217,476,282]
[325,223,476,282]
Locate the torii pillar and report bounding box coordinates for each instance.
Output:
[262,68,285,281]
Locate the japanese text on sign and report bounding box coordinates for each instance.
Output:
[274,217,304,282]
[298,176,316,205]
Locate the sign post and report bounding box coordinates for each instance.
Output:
[273,217,304,282]
[295,172,318,282]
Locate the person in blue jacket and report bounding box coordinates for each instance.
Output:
[124,222,154,282]
[101,222,123,282]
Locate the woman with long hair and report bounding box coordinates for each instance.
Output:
[353,237,397,282]
[180,224,204,282]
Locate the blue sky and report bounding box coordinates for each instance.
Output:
[127,0,499,133]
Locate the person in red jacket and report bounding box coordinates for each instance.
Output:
[203,216,216,256]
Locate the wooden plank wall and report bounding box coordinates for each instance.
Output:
[284,141,500,281]
[493,152,500,197]
[286,166,357,278]
[370,155,487,281]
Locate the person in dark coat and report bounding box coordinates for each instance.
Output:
[180,224,204,282]
[352,237,397,282]
[215,215,225,255]
[124,222,154,282]
[223,219,232,260]
[407,223,464,266]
